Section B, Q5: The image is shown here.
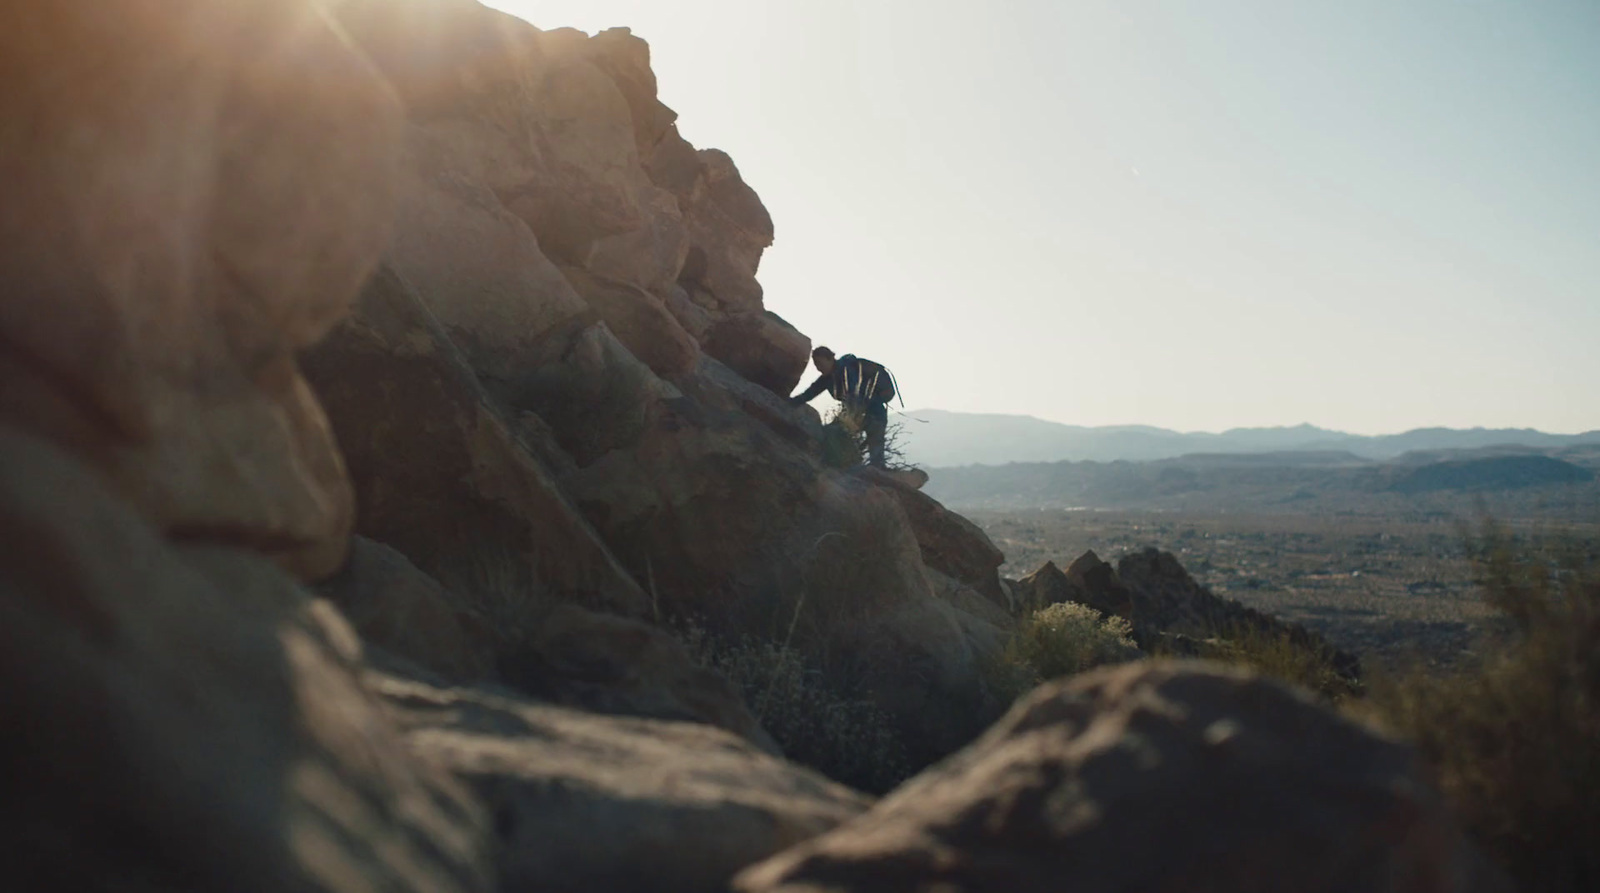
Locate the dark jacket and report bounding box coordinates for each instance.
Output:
[793,354,895,406]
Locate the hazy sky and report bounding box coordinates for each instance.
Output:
[488,0,1599,435]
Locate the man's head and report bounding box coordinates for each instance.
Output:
[812,346,836,374]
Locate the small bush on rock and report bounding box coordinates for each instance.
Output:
[681,624,910,794]
[818,406,907,470]
[1361,524,1600,893]
[1001,602,1138,689]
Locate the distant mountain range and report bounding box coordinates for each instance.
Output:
[898,410,1600,467]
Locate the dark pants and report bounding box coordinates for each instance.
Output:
[847,400,889,468]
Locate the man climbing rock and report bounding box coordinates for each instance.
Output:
[790,346,897,468]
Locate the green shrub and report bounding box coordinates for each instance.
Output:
[681,624,910,794]
[1000,602,1138,691]
[818,413,866,470]
[1360,524,1600,892]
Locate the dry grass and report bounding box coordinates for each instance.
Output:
[819,406,908,470]
[680,623,910,794]
[1357,524,1600,892]
[1159,623,1361,702]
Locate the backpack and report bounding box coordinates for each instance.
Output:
[832,354,899,405]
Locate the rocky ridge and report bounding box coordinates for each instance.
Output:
[0,0,1500,890]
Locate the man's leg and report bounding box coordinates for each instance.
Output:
[865,402,888,468]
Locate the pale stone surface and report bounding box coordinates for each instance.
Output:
[560,265,701,377]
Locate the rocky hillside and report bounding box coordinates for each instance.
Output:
[0,0,1507,890]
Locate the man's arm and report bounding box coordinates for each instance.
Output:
[791,373,830,405]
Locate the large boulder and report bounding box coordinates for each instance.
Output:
[671,354,825,453]
[736,661,1509,893]
[316,536,496,683]
[585,183,694,295]
[703,310,813,398]
[300,264,647,617]
[501,603,780,753]
[0,0,403,579]
[373,672,871,893]
[658,145,775,313]
[337,0,650,265]
[382,127,594,389]
[862,468,1010,610]
[0,429,491,893]
[559,265,701,377]
[585,27,680,156]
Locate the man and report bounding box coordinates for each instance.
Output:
[790,346,897,468]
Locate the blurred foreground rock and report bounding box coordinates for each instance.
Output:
[0,430,492,893]
[0,0,404,579]
[374,674,870,893]
[736,661,1509,893]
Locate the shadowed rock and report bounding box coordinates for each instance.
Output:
[501,603,781,753]
[1015,550,1134,619]
[862,468,1010,610]
[735,661,1509,893]
[703,310,813,398]
[1117,547,1359,678]
[316,536,496,683]
[372,673,870,893]
[0,430,491,892]
[301,264,648,616]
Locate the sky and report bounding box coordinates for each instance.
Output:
[487,0,1600,435]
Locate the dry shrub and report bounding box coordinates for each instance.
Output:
[999,602,1138,695]
[681,624,910,794]
[1192,623,1361,703]
[818,406,907,470]
[1361,524,1600,892]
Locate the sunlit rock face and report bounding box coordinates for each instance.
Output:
[317,0,1008,766]
[0,0,403,579]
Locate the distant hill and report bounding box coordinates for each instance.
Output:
[900,410,1600,467]
[921,447,1600,514]
[1387,455,1594,494]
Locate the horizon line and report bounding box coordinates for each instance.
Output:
[901,408,1600,439]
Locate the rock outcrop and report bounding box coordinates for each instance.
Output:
[1014,550,1134,619]
[1118,548,1360,677]
[300,263,647,616]
[500,603,780,752]
[736,662,1508,893]
[317,536,496,683]
[305,0,1016,766]
[374,674,869,893]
